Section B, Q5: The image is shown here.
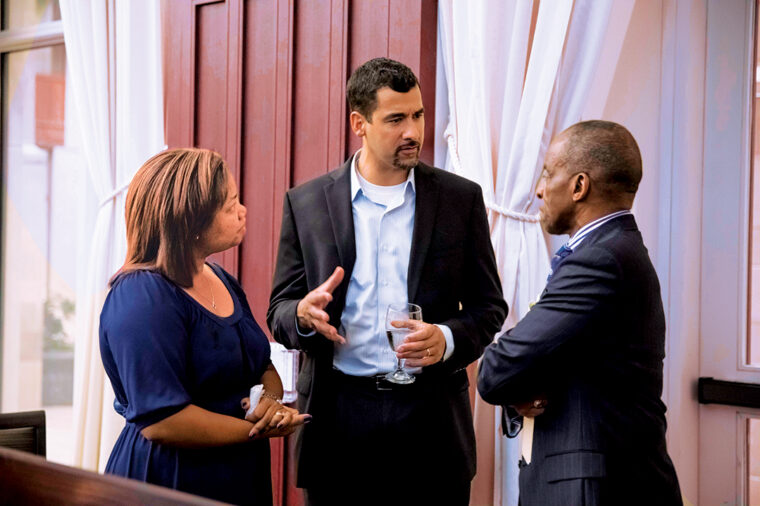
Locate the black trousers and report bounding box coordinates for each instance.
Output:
[304,370,472,506]
[306,481,470,506]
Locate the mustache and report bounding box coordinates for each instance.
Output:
[396,141,420,153]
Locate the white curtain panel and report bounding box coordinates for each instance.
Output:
[438,0,535,202]
[60,0,164,472]
[437,2,533,504]
[437,0,624,504]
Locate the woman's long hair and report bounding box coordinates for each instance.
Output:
[118,148,229,287]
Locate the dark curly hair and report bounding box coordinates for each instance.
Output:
[346,57,419,121]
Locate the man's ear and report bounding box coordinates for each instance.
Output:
[349,111,367,137]
[572,172,590,202]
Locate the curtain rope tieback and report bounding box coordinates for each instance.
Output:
[446,133,464,173]
[447,134,540,223]
[98,181,131,209]
[485,201,540,223]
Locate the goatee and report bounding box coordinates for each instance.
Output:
[393,156,419,171]
[393,143,420,170]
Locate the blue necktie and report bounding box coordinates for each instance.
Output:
[547,244,572,282]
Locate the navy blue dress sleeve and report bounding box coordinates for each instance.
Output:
[100,270,192,430]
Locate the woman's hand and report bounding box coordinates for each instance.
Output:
[242,394,280,426]
[241,396,311,439]
[252,404,310,438]
[241,364,309,439]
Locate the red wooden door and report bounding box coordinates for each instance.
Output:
[163,1,437,504]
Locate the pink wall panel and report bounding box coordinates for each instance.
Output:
[291,1,332,184]
[291,0,348,186]
[240,0,282,329]
[163,2,193,148]
[194,2,229,155]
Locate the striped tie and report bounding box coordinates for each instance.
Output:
[547,244,572,282]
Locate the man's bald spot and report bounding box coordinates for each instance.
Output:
[555,120,642,200]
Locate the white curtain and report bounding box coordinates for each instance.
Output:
[436,1,627,504]
[436,3,534,504]
[61,0,164,472]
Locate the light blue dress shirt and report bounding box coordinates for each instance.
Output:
[329,152,454,376]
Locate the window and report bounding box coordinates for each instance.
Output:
[743,3,760,503]
[3,0,61,29]
[751,4,760,367]
[1,0,86,465]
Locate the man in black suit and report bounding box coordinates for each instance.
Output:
[267,58,507,505]
[478,120,682,506]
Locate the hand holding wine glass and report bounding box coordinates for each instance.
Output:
[385,303,422,384]
[392,315,446,368]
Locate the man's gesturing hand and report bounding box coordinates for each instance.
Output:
[296,267,346,344]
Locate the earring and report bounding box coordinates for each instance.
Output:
[195,235,200,240]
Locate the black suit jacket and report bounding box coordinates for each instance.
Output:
[267,159,507,488]
[478,215,681,506]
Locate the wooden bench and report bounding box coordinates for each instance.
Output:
[0,446,225,505]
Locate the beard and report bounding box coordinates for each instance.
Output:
[392,142,420,170]
[539,207,573,236]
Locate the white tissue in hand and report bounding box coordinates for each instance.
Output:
[246,384,264,418]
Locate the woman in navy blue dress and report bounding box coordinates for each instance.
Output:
[99,148,308,505]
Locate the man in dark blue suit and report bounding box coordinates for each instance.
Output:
[478,120,682,506]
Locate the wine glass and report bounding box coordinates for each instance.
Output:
[385,303,422,384]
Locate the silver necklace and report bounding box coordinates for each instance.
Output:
[207,273,216,309]
[195,268,216,309]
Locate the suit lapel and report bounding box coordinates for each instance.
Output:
[407,163,439,302]
[324,161,356,276]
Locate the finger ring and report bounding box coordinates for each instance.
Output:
[426,348,432,358]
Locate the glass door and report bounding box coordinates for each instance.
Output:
[700,1,760,504]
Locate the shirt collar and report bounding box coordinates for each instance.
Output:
[350,150,416,200]
[567,209,632,250]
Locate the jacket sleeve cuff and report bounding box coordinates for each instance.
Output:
[502,405,523,438]
[295,314,316,337]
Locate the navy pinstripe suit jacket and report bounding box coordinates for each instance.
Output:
[478,214,682,506]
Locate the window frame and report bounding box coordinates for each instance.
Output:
[699,1,760,504]
[0,19,63,407]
